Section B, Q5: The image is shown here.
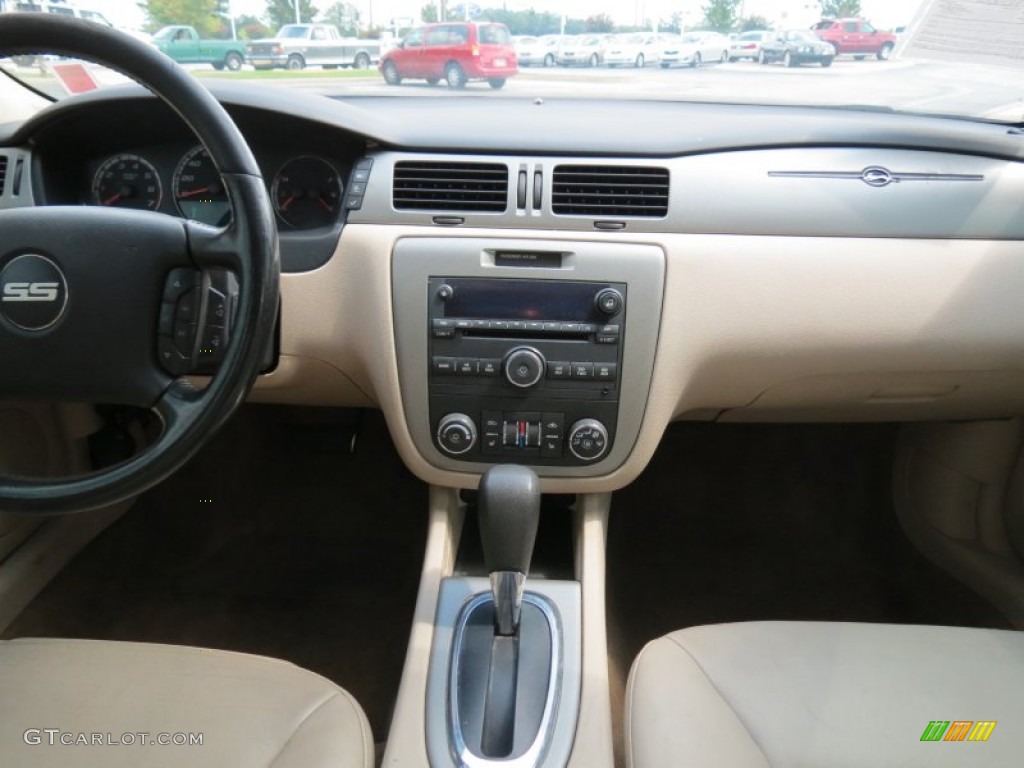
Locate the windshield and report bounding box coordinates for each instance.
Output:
[2,0,1023,124]
[276,25,310,38]
[784,30,819,42]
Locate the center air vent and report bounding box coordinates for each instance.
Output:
[0,155,7,196]
[552,165,669,217]
[393,161,508,212]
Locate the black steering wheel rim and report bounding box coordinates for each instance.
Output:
[0,15,279,515]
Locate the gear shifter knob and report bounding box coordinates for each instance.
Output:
[477,464,540,635]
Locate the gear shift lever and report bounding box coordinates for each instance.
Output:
[477,464,541,636]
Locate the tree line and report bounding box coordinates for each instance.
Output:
[140,0,864,41]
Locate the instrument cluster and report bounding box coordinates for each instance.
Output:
[86,145,344,230]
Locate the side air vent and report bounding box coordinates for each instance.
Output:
[393,161,508,212]
[0,155,7,196]
[552,165,669,217]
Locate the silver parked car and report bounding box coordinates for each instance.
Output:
[660,31,731,68]
[729,30,773,61]
[603,33,664,68]
[514,35,560,67]
[556,34,611,68]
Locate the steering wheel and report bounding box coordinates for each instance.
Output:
[0,16,279,515]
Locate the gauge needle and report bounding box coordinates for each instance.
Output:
[103,193,122,205]
[318,196,334,211]
[178,186,212,199]
[279,195,297,211]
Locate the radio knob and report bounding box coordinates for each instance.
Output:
[595,288,623,316]
[568,419,610,462]
[504,347,545,389]
[437,413,477,456]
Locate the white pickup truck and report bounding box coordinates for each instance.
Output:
[246,23,381,70]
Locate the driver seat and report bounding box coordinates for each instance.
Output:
[0,637,372,767]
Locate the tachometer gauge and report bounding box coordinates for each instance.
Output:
[271,156,342,228]
[173,145,231,227]
[91,154,162,210]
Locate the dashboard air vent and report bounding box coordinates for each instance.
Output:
[0,155,7,196]
[393,161,508,212]
[552,165,669,217]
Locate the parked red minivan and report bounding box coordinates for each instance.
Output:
[380,22,518,89]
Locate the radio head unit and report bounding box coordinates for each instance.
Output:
[427,277,625,466]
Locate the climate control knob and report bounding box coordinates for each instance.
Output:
[437,413,477,456]
[504,347,545,389]
[568,419,610,462]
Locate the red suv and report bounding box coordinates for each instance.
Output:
[380,22,518,89]
[812,18,897,60]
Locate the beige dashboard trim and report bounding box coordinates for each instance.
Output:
[275,225,1024,492]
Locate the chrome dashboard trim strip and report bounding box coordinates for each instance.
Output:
[768,166,985,187]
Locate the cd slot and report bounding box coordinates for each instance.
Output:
[463,329,590,341]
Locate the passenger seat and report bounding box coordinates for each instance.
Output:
[626,621,1024,767]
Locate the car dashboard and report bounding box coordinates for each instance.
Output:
[4,84,1024,493]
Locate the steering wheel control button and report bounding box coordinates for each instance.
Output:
[595,288,624,316]
[504,347,545,388]
[158,302,176,335]
[172,322,197,356]
[437,413,477,456]
[568,419,610,462]
[158,267,239,376]
[157,336,189,376]
[176,288,200,321]
[0,254,68,332]
[163,268,198,301]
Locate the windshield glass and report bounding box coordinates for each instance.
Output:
[784,30,819,42]
[276,25,309,38]
[1,0,1023,124]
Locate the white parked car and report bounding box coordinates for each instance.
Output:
[729,30,773,61]
[556,34,611,68]
[603,33,663,68]
[515,35,561,67]
[660,31,731,68]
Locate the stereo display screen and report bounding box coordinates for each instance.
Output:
[442,278,604,321]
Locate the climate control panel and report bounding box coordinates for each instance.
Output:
[434,410,611,463]
[427,276,624,466]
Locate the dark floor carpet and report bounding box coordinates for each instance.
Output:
[606,422,1010,736]
[3,405,429,743]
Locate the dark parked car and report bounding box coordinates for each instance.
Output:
[379,21,518,89]
[759,29,835,68]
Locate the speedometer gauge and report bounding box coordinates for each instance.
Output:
[271,156,342,229]
[92,154,162,210]
[173,146,231,227]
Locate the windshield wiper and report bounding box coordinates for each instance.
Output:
[0,62,57,103]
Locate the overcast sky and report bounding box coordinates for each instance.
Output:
[88,0,923,34]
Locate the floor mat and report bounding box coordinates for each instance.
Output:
[4,405,428,743]
[605,422,1011,758]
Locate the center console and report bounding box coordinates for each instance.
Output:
[393,238,665,477]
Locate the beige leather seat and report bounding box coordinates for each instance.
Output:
[626,621,1024,768]
[0,638,372,767]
